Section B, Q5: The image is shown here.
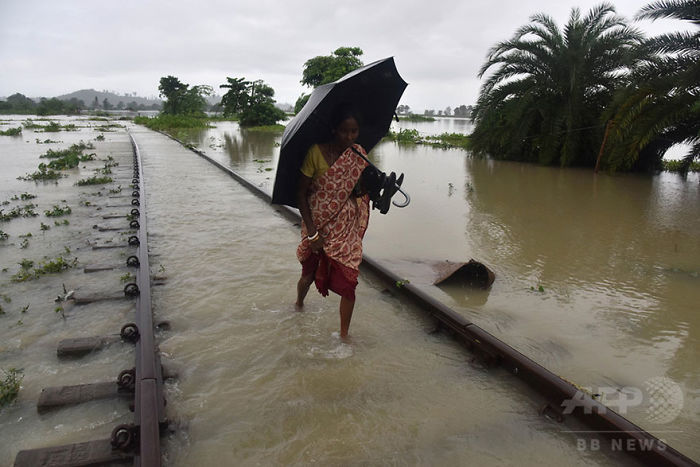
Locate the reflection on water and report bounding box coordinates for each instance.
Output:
[223,129,279,164]
[179,118,700,461]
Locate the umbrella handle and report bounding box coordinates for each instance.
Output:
[393,186,410,208]
[350,146,411,209]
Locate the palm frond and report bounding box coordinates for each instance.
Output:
[636,0,700,23]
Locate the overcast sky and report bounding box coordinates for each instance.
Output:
[0,0,690,112]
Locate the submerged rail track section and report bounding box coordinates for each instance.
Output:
[14,134,166,467]
[171,133,697,467]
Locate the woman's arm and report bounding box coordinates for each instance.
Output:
[297,174,323,252]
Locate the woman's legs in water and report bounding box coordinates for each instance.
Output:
[339,296,355,338]
[296,273,314,308]
[297,259,356,338]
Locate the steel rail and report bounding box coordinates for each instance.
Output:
[162,132,698,467]
[13,133,166,467]
[126,133,166,466]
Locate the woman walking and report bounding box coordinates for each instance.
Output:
[295,105,370,339]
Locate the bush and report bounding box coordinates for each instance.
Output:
[134,114,210,131]
[239,102,286,127]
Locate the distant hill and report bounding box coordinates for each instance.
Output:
[56,89,162,107]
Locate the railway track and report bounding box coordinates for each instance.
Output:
[14,133,166,467]
[11,125,696,466]
[168,132,697,467]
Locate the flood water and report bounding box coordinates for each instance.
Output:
[0,115,698,465]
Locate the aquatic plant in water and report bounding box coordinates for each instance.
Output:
[44,204,72,217]
[18,163,64,181]
[11,255,77,282]
[43,121,62,132]
[40,144,96,170]
[0,204,39,222]
[400,114,436,122]
[76,175,113,186]
[0,127,22,136]
[384,129,471,150]
[0,368,23,407]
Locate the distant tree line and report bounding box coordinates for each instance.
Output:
[0,93,84,115]
[0,92,161,115]
[408,105,473,117]
[471,0,699,172]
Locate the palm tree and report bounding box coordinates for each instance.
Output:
[604,0,699,172]
[471,3,643,167]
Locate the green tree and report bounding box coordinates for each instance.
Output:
[220,77,285,126]
[294,93,309,114]
[158,76,211,115]
[471,3,643,167]
[220,77,250,116]
[159,76,187,114]
[295,47,364,113]
[59,98,84,115]
[182,85,212,115]
[604,0,699,172]
[453,105,470,118]
[37,98,67,115]
[1,93,36,113]
[301,47,364,88]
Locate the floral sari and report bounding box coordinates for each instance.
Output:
[297,143,370,300]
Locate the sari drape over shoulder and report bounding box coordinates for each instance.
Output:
[297,144,370,300]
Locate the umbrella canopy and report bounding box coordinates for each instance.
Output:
[271,57,408,208]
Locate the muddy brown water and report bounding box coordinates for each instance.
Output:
[0,116,698,465]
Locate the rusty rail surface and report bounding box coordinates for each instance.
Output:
[14,133,165,467]
[172,134,698,467]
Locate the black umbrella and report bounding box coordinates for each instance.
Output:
[271,57,410,210]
